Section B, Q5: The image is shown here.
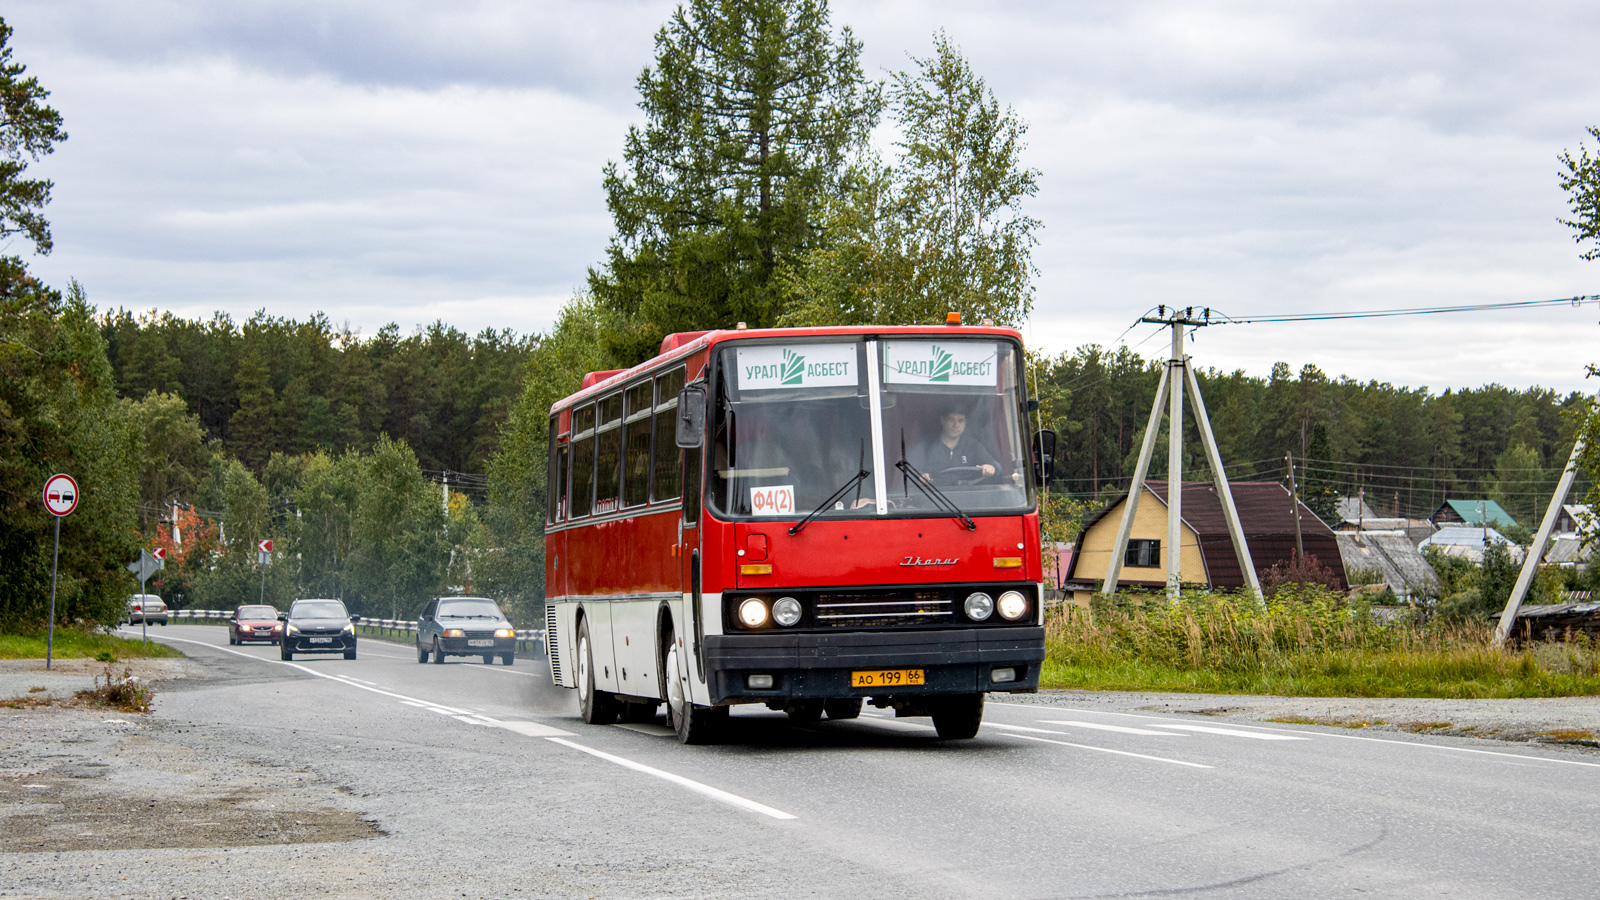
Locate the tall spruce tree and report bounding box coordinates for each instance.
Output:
[591,0,879,364]
[0,16,65,257]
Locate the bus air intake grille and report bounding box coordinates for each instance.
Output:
[546,604,562,682]
[814,591,952,628]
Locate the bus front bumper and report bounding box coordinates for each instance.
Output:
[701,626,1044,703]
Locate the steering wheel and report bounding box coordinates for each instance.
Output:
[930,466,987,486]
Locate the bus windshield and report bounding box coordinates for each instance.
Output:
[708,338,1031,520]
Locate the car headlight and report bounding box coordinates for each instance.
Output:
[997,591,1029,621]
[738,598,769,628]
[285,623,299,636]
[772,597,802,627]
[444,628,465,638]
[964,592,994,621]
[342,623,355,634]
[494,627,515,638]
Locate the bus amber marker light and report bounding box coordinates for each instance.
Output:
[740,563,772,575]
[992,557,1023,568]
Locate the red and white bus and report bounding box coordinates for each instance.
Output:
[543,322,1054,743]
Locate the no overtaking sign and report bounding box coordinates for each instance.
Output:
[43,473,78,517]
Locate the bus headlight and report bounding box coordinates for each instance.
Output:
[964,592,994,621]
[738,598,769,628]
[772,597,802,627]
[997,591,1029,621]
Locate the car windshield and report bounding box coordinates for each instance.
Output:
[292,600,348,619]
[438,599,502,619]
[708,338,1032,520]
[237,606,276,618]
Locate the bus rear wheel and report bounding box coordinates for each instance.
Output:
[662,627,723,744]
[825,698,862,720]
[931,693,984,739]
[577,617,618,725]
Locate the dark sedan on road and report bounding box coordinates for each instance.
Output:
[228,604,282,645]
[279,598,356,660]
[417,596,517,665]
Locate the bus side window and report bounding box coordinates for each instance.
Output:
[652,367,686,502]
[547,416,567,524]
[594,393,624,514]
[570,404,596,519]
[622,381,653,508]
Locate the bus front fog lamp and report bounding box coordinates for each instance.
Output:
[747,674,774,689]
[991,667,1017,684]
[964,592,994,621]
[772,597,802,627]
[738,598,769,628]
[997,591,1029,621]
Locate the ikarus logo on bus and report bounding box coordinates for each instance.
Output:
[883,341,999,386]
[736,343,858,390]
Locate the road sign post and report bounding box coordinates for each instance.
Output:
[42,474,79,670]
[257,539,273,605]
[125,549,165,645]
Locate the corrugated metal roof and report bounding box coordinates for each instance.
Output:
[1434,499,1518,529]
[1335,532,1439,597]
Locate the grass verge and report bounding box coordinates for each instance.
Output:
[1042,590,1600,699]
[0,628,184,661]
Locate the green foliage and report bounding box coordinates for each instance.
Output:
[590,0,879,364]
[1558,126,1600,261]
[0,277,141,630]
[1046,589,1600,698]
[99,310,534,476]
[349,435,448,619]
[779,32,1038,328]
[0,628,182,660]
[0,17,67,256]
[122,391,209,533]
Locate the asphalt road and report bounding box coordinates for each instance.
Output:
[28,623,1600,898]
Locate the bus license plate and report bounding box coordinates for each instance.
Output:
[851,669,924,688]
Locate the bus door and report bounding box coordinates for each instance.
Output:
[678,442,705,686]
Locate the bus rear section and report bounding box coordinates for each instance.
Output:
[544,325,1052,743]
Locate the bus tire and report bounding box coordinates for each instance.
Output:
[577,617,618,725]
[825,698,863,720]
[931,693,984,739]
[663,626,722,744]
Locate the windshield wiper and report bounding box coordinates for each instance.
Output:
[896,433,976,531]
[789,469,871,535]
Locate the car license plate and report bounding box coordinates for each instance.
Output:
[850,668,924,688]
[308,637,332,644]
[467,639,494,648]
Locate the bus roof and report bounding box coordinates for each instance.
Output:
[550,323,1025,413]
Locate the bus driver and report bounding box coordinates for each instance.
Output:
[909,405,999,481]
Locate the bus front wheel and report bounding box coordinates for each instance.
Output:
[663,627,723,745]
[931,693,984,739]
[577,618,618,725]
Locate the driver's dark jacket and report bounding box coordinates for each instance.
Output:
[909,433,999,475]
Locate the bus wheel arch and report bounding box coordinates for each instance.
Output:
[575,610,618,725]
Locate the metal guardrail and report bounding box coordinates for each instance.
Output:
[168,609,547,655]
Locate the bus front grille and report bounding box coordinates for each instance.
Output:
[814,591,951,628]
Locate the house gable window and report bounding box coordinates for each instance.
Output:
[1125,539,1160,568]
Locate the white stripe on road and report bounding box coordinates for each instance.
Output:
[1136,723,1308,741]
[1034,720,1190,737]
[151,632,797,819]
[546,737,796,820]
[994,704,1600,770]
[1001,733,1213,768]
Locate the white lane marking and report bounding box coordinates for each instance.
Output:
[613,723,675,737]
[545,737,796,820]
[852,717,936,732]
[1001,733,1213,768]
[986,722,1079,736]
[496,720,574,738]
[994,704,1600,770]
[1142,723,1308,741]
[1036,720,1189,737]
[149,633,796,818]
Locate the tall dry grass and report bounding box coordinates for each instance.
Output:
[1042,588,1600,698]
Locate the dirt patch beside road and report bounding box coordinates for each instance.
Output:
[0,706,380,853]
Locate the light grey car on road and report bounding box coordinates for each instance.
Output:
[417,596,516,665]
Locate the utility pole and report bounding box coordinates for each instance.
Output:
[1494,429,1588,648]
[1102,308,1261,601]
[1286,452,1304,561]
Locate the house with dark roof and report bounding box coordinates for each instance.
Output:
[1430,499,1518,530]
[1063,480,1348,603]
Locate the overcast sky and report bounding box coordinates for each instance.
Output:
[7,1,1599,392]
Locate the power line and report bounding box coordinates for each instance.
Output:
[1207,294,1599,325]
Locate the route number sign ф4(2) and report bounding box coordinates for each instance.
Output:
[43,473,79,517]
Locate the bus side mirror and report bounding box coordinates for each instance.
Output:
[1031,429,1057,487]
[675,385,706,448]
